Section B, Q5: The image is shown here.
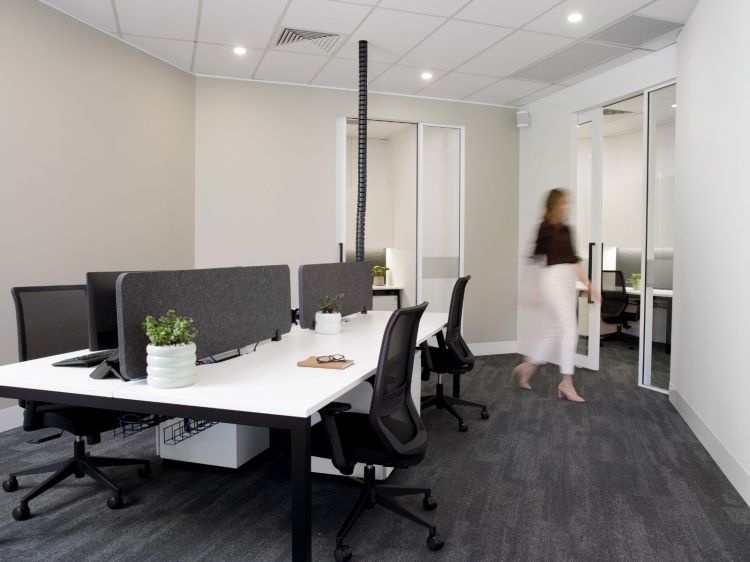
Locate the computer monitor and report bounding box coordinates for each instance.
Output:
[86,271,126,351]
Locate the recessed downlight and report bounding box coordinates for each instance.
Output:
[567,12,583,23]
[421,71,433,81]
[671,103,677,108]
[233,46,247,56]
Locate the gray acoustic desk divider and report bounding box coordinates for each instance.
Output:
[116,266,292,380]
[298,262,373,329]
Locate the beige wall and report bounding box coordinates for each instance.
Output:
[195,77,518,345]
[0,1,195,408]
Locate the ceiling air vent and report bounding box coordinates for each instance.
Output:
[589,15,683,48]
[276,28,342,55]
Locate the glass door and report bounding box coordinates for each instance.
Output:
[417,124,464,312]
[640,84,676,392]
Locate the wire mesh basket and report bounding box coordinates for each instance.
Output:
[115,413,170,438]
[162,418,219,445]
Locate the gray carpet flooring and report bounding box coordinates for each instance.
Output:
[1,349,748,561]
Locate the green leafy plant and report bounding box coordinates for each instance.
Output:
[142,309,197,346]
[319,293,344,314]
[372,265,389,278]
[628,273,642,288]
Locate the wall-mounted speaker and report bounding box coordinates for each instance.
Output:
[516,110,530,128]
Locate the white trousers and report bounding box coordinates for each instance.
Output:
[530,264,578,375]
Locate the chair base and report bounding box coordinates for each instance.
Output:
[3,436,150,520]
[333,465,443,561]
[601,325,636,349]
[421,378,488,432]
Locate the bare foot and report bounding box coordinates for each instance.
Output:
[512,363,536,390]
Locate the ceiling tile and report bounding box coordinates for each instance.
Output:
[336,8,445,63]
[524,0,652,39]
[311,57,390,89]
[115,0,199,41]
[199,0,287,49]
[40,0,117,32]
[458,30,573,77]
[638,0,697,22]
[512,42,630,82]
[557,48,647,85]
[193,43,263,78]
[283,0,370,34]
[509,84,567,106]
[401,20,513,71]
[456,0,562,28]
[417,72,497,100]
[121,35,195,70]
[467,78,549,105]
[378,0,470,17]
[331,0,378,4]
[370,65,446,95]
[254,51,330,83]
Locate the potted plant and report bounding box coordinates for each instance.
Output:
[315,293,344,335]
[142,309,198,388]
[372,265,389,287]
[628,273,642,291]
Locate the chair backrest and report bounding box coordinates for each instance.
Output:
[601,270,628,319]
[445,276,474,367]
[11,285,89,362]
[369,302,428,459]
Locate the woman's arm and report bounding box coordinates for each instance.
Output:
[575,262,601,303]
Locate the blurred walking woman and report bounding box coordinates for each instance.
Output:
[513,188,598,402]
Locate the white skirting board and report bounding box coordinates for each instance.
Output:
[670,388,750,507]
[0,406,23,433]
[468,341,517,356]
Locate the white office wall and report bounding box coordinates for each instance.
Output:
[195,77,518,346]
[517,46,677,357]
[670,0,750,506]
[0,0,195,412]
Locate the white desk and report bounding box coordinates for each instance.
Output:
[0,310,447,562]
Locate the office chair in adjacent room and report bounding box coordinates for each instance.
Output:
[312,303,444,561]
[600,270,636,349]
[2,286,150,521]
[420,276,488,432]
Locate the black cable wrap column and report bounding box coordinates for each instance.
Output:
[356,40,368,263]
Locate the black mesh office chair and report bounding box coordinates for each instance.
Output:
[600,270,635,348]
[311,303,444,561]
[420,276,488,432]
[2,286,150,521]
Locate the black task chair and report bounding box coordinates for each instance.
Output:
[420,276,488,432]
[312,303,444,561]
[600,270,636,349]
[3,286,150,521]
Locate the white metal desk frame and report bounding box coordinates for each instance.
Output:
[0,310,448,562]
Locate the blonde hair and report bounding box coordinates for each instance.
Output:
[544,188,568,222]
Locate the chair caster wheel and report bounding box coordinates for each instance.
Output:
[107,495,124,510]
[12,503,30,521]
[458,422,468,432]
[423,495,438,511]
[137,464,151,478]
[3,476,18,492]
[426,533,444,551]
[334,545,352,561]
[481,410,489,420]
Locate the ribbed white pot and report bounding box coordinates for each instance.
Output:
[146,342,196,388]
[373,276,385,286]
[315,312,342,335]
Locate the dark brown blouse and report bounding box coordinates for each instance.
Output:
[534,221,580,266]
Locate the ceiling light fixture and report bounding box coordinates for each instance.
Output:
[233,46,247,56]
[567,12,583,23]
[421,71,433,81]
[671,103,677,108]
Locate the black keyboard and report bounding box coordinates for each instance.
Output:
[53,349,118,368]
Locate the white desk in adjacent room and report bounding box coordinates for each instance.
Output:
[0,310,447,562]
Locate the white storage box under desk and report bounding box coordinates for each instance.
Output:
[156,422,269,469]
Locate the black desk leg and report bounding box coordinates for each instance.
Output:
[291,417,312,562]
[396,291,401,309]
[666,298,672,355]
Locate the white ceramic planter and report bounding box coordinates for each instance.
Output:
[315,312,342,335]
[146,342,196,388]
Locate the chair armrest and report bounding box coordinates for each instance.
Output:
[420,342,434,380]
[435,330,448,350]
[319,402,354,475]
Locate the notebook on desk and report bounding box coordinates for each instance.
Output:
[297,356,354,370]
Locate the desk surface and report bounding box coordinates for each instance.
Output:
[575,281,673,298]
[372,285,403,290]
[0,311,447,419]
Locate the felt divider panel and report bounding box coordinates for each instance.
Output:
[298,262,373,329]
[116,266,291,379]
